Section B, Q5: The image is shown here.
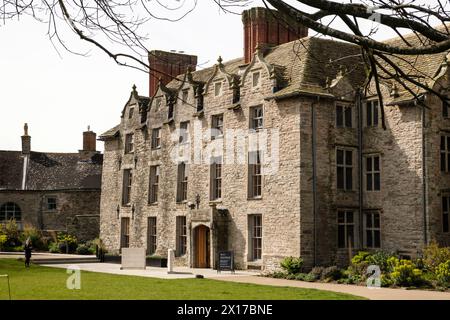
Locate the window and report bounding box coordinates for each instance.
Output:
[210,157,222,200]
[364,212,381,248]
[337,148,353,190]
[250,106,263,130]
[120,217,130,248]
[441,135,450,172]
[148,166,159,204]
[366,100,379,127]
[366,155,381,191]
[252,72,260,87]
[122,169,132,205]
[248,151,262,198]
[337,210,354,248]
[176,162,188,202]
[443,99,450,118]
[442,196,450,233]
[147,217,157,255]
[124,133,134,154]
[248,214,262,261]
[211,114,224,140]
[129,107,134,119]
[336,105,352,128]
[47,197,57,210]
[0,202,21,223]
[179,121,189,144]
[151,128,161,149]
[176,216,187,256]
[214,82,222,97]
[182,90,188,104]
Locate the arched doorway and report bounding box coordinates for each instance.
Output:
[193,225,210,268]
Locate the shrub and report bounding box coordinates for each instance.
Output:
[20,226,49,251]
[271,271,288,279]
[366,251,397,272]
[48,242,59,253]
[321,266,342,281]
[389,259,424,287]
[435,260,450,287]
[0,234,7,250]
[57,233,78,254]
[280,256,303,275]
[294,273,309,281]
[351,251,371,265]
[307,267,324,281]
[303,273,318,282]
[422,241,450,273]
[75,244,91,255]
[1,219,21,247]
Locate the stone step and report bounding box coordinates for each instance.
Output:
[32,257,100,264]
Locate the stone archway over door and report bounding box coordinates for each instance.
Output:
[194,225,210,268]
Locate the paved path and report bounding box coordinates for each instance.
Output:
[209,275,450,300]
[40,262,450,300]
[0,252,96,260]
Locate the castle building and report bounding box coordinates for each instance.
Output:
[0,125,103,241]
[99,7,450,270]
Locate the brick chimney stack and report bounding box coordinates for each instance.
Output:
[242,7,308,64]
[21,123,31,155]
[82,126,97,152]
[149,50,198,97]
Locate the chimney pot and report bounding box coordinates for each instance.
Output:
[21,123,31,155]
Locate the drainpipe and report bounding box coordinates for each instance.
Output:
[357,89,364,249]
[421,98,428,245]
[311,98,318,266]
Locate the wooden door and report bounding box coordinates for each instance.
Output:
[195,225,210,268]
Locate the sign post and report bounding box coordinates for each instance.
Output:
[217,251,235,273]
[0,275,11,300]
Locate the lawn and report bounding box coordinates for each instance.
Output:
[0,259,364,300]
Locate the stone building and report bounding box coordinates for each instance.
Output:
[0,124,103,242]
[99,7,450,270]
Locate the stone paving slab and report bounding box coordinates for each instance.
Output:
[40,263,260,279]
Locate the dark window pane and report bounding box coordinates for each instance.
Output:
[338,225,345,248]
[373,101,379,126]
[347,211,354,223]
[366,157,372,172]
[374,173,380,190]
[444,214,449,233]
[337,149,344,165]
[441,153,447,171]
[346,168,353,190]
[441,136,446,151]
[345,107,352,127]
[366,231,373,248]
[374,156,380,171]
[447,136,450,150]
[447,154,450,173]
[348,227,354,247]
[443,196,448,212]
[338,211,345,223]
[366,103,372,126]
[374,213,380,228]
[337,167,344,189]
[336,105,343,127]
[444,101,449,118]
[374,230,381,248]
[367,173,372,191]
[346,151,353,165]
[366,214,373,228]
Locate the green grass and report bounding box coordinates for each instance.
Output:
[0,259,364,300]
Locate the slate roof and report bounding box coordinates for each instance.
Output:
[0,150,103,191]
[98,124,120,140]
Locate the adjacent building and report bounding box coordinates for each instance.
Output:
[0,125,103,241]
[99,7,450,270]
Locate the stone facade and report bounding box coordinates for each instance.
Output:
[99,7,450,271]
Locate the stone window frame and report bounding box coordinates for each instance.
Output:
[248,150,263,199]
[124,133,134,154]
[214,81,223,97]
[176,162,189,203]
[442,195,450,233]
[45,196,58,211]
[122,169,133,206]
[151,127,161,150]
[179,121,190,144]
[128,104,135,119]
[249,105,264,131]
[336,147,355,191]
[181,89,189,105]
[363,211,381,249]
[440,134,450,172]
[364,154,381,192]
[175,216,187,257]
[248,214,263,262]
[210,156,222,201]
[337,209,356,249]
[252,70,261,88]
[211,114,224,140]
[148,165,160,204]
[147,217,157,255]
[154,96,162,112]
[364,99,380,127]
[335,104,353,128]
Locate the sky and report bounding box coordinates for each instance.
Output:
[0,0,400,153]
